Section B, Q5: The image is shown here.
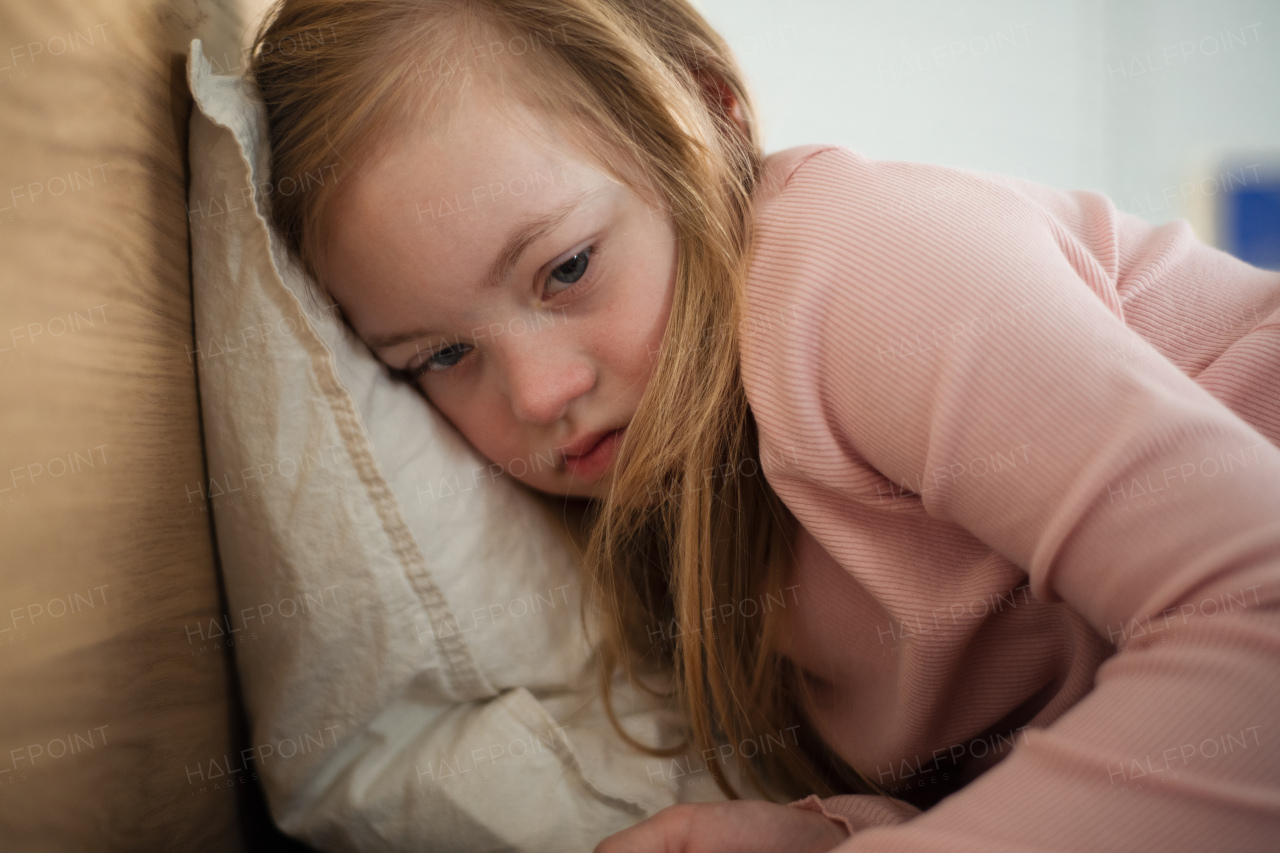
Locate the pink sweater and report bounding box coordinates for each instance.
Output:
[739,145,1280,851]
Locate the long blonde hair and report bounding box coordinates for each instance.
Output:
[249,0,876,801]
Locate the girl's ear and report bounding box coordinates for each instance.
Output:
[693,68,749,140]
[725,90,748,138]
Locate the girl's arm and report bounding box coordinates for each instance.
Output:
[611,144,1280,851]
[742,145,1280,851]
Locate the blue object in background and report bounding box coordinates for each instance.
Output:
[1220,167,1280,271]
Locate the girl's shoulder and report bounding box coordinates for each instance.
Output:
[756,143,1035,213]
[750,144,1126,277]
[756,144,843,202]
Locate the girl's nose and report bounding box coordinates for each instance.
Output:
[498,335,596,425]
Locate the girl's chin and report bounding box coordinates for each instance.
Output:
[516,474,604,502]
[558,480,608,502]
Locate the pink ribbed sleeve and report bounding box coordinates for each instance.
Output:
[741,146,1280,851]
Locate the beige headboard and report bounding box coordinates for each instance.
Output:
[0,1,271,848]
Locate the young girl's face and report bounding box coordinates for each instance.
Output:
[323,83,678,500]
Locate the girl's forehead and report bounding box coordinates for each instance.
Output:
[323,96,625,325]
[361,98,603,216]
[375,37,664,216]
[361,81,646,220]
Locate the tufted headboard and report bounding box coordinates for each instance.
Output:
[0,0,282,849]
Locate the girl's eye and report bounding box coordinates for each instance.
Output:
[406,245,595,380]
[420,342,472,374]
[545,247,592,296]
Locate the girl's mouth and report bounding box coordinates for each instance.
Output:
[562,427,626,482]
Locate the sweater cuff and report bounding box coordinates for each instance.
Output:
[788,793,923,836]
[789,794,856,836]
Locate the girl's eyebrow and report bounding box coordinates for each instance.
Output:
[368,187,600,352]
[482,187,600,291]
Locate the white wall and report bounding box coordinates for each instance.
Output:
[692,0,1280,244]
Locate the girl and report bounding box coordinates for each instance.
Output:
[249,1,1280,850]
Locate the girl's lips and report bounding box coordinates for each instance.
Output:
[562,427,625,482]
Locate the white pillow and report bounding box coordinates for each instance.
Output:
[185,39,734,853]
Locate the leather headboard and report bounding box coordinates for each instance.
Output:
[0,1,271,848]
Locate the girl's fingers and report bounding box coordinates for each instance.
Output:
[595,803,697,853]
[595,801,849,853]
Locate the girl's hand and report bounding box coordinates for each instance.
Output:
[594,801,849,853]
